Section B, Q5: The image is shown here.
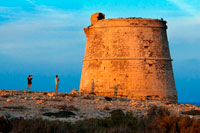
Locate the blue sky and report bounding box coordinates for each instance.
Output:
[0,0,200,103]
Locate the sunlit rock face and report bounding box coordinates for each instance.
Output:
[80,13,177,103]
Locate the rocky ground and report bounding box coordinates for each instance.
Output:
[0,89,200,122]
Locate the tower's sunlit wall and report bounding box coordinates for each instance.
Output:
[80,13,177,103]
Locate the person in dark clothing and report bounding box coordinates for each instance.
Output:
[27,75,33,91]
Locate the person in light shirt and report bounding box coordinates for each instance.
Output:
[55,75,59,93]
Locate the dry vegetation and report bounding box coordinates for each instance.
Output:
[1,106,200,133]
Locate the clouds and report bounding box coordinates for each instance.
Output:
[0,4,87,64]
[165,0,200,60]
[25,0,37,6]
[167,0,200,18]
[168,17,200,43]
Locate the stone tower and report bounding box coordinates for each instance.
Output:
[80,13,177,103]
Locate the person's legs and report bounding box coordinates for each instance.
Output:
[55,84,58,93]
[28,84,31,91]
[27,85,29,91]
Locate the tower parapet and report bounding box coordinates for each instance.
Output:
[90,12,105,25]
[80,13,177,103]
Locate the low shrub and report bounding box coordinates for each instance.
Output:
[89,92,96,95]
[103,106,110,111]
[1,95,9,98]
[147,106,170,120]
[43,111,75,118]
[105,97,112,101]
[182,110,200,115]
[0,116,12,133]
[10,118,73,133]
[110,109,138,128]
[3,106,27,110]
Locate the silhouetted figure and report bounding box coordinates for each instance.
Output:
[114,85,118,97]
[55,75,59,93]
[27,75,33,91]
[91,80,94,93]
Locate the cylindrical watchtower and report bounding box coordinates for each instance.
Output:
[80,13,177,103]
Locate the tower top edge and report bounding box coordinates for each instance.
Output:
[89,12,167,28]
[104,18,166,22]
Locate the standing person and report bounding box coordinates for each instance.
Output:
[27,75,33,91]
[55,75,59,93]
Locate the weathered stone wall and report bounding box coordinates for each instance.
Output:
[80,13,177,103]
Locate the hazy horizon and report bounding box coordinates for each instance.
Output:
[0,0,200,103]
